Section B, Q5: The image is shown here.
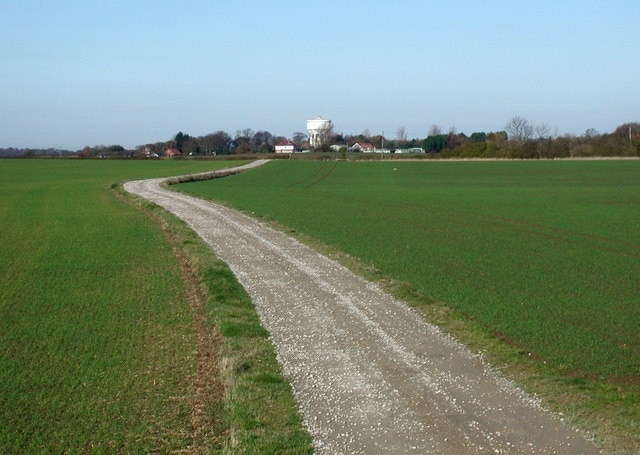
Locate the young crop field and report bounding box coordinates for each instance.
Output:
[3,158,638,452]
[178,158,640,450]
[179,159,640,379]
[0,159,312,453]
[182,161,640,416]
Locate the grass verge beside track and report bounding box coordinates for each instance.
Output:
[120,184,313,454]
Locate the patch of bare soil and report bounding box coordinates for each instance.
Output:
[124,161,603,454]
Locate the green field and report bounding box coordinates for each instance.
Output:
[179,159,640,451]
[179,160,640,379]
[0,159,311,453]
[3,158,638,453]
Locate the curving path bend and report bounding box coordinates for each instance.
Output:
[124,160,601,454]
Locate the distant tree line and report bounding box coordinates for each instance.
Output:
[334,118,639,159]
[0,147,75,158]
[3,118,638,159]
[121,130,294,159]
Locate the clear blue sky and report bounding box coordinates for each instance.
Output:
[1,0,638,150]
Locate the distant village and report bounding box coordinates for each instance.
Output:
[1,117,638,159]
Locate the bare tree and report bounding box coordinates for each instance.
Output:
[322,122,335,146]
[396,126,407,147]
[428,124,442,136]
[199,131,232,155]
[535,123,551,139]
[251,131,274,153]
[534,123,552,158]
[236,128,254,140]
[234,128,254,154]
[292,131,308,144]
[505,116,534,142]
[181,137,199,156]
[583,128,599,138]
[396,126,407,143]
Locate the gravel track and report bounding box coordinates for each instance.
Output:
[124,161,601,454]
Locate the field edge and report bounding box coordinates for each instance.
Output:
[115,183,314,454]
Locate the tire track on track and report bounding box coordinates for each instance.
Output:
[124,160,602,454]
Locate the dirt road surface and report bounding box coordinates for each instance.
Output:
[124,161,601,454]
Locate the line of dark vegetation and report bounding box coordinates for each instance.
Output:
[3,120,638,159]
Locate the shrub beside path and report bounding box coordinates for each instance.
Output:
[124,160,601,454]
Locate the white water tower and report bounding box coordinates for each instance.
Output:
[306,117,332,147]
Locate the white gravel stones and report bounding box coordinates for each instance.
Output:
[124,161,601,454]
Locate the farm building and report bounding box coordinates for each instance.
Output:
[275,139,296,154]
[395,147,425,154]
[164,148,181,157]
[352,142,376,152]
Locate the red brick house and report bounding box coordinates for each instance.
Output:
[164,148,181,157]
[352,142,376,152]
